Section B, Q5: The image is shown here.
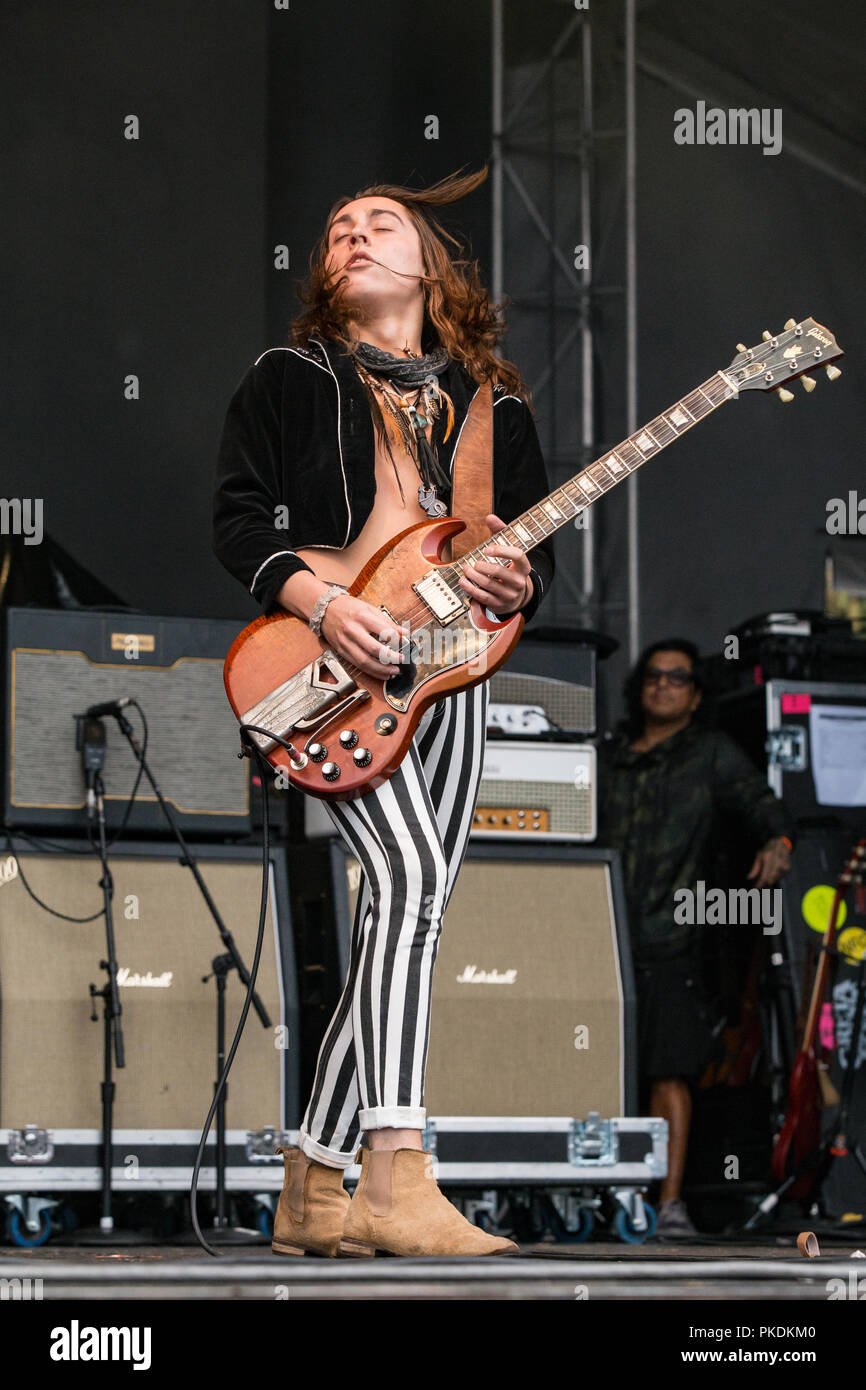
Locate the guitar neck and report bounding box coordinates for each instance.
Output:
[451,369,738,572]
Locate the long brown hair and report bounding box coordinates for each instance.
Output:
[290,165,531,403]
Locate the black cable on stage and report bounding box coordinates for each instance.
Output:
[100,698,149,850]
[188,722,297,1257]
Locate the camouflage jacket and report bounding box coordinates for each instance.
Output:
[596,721,793,961]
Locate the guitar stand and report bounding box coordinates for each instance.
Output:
[743,945,866,1234]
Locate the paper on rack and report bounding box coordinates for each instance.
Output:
[808,704,866,806]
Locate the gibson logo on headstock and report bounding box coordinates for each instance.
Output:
[807,327,832,347]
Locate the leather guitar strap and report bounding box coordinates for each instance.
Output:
[445,378,493,561]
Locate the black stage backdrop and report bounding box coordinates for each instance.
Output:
[2,1,864,727]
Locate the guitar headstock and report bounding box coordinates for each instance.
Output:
[725,318,844,400]
[840,838,866,887]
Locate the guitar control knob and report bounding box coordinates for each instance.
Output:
[352,747,372,767]
[308,743,327,762]
[339,729,359,749]
[321,762,341,781]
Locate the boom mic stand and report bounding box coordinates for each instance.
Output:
[72,715,147,1246]
[108,702,273,1244]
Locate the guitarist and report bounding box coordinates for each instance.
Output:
[213,166,554,1257]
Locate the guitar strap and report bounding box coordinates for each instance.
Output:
[445,378,493,561]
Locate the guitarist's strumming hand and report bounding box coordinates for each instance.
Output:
[457,514,533,616]
[747,836,792,890]
[322,594,411,681]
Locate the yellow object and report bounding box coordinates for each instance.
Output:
[801,884,847,933]
[838,927,866,962]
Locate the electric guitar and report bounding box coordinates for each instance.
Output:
[224,317,843,799]
[772,838,866,1198]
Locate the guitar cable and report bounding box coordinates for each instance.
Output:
[188,721,300,1257]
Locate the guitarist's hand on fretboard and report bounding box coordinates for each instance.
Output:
[458,513,533,616]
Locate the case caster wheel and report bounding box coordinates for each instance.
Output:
[8,1207,52,1247]
[612,1202,656,1244]
[252,1192,275,1237]
[571,1207,595,1243]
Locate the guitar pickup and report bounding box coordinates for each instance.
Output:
[412,570,467,624]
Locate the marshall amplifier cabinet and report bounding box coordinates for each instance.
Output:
[0,838,299,1191]
[2,606,250,835]
[324,839,637,1120]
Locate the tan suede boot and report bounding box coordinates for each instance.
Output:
[271,1145,352,1257]
[339,1147,519,1257]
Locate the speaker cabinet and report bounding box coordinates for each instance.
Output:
[2,607,249,834]
[0,839,299,1138]
[328,841,636,1118]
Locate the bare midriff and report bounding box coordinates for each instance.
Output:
[294,419,438,587]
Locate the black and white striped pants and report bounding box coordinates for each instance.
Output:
[297,679,490,1168]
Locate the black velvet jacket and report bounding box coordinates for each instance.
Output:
[212,334,556,623]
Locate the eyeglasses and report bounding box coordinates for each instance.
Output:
[643,667,695,687]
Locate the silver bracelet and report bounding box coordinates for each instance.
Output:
[309,584,348,638]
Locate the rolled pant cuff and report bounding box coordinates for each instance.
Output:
[359,1106,427,1130]
[296,1130,358,1170]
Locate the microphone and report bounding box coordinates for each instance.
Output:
[77,716,106,820]
[83,697,132,719]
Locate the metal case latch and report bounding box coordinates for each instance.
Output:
[766,725,806,772]
[246,1127,290,1162]
[568,1111,613,1166]
[8,1125,54,1164]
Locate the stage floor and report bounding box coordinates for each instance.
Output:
[2,1235,863,1300]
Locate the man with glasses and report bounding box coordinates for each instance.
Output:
[597,639,793,1237]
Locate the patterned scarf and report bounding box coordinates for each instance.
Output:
[351,339,455,517]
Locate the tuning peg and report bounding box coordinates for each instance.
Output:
[801,375,817,392]
[776,387,795,403]
[736,343,747,352]
[762,331,772,341]
[784,318,797,330]
[825,364,842,382]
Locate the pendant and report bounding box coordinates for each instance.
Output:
[418,483,448,518]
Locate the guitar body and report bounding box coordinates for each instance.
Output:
[772,1048,822,1197]
[223,517,523,800]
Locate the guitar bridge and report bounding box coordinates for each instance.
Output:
[239,651,358,754]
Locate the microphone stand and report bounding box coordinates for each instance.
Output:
[90,770,125,1233]
[73,725,148,1246]
[111,706,272,1244]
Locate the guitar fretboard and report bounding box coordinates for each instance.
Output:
[448,369,737,575]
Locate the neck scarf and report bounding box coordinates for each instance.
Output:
[352,339,455,517]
